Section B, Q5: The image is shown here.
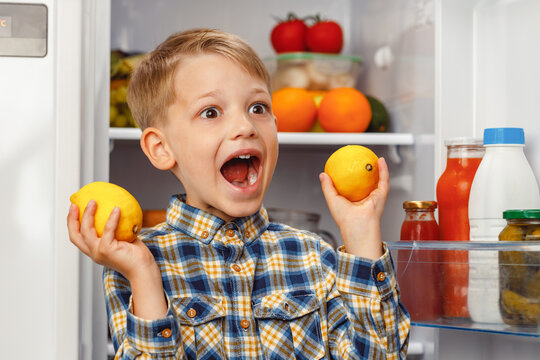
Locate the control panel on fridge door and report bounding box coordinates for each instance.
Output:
[0,3,47,57]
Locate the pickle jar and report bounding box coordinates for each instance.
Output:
[499,209,540,326]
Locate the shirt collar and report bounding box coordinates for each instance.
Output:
[165,194,269,245]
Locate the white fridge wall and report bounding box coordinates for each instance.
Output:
[111,0,354,57]
[437,0,540,179]
[348,0,436,256]
[473,0,540,181]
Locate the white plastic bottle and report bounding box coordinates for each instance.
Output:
[468,127,540,323]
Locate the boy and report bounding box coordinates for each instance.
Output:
[68,28,410,359]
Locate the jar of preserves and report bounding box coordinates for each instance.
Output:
[436,137,484,319]
[499,209,540,326]
[397,201,441,321]
[400,201,440,241]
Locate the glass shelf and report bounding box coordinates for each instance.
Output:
[386,241,540,338]
[109,127,415,146]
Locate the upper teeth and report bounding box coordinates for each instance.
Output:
[238,155,251,159]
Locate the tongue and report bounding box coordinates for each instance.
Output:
[221,158,249,182]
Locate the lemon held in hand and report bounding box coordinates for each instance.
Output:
[70,182,143,242]
[324,145,379,202]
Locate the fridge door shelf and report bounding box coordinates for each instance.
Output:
[109,127,415,145]
[387,241,540,338]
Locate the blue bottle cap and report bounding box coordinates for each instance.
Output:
[483,127,525,145]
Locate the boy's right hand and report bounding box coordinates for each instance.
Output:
[68,200,168,320]
[67,200,158,281]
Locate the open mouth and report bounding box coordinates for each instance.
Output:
[220,154,261,187]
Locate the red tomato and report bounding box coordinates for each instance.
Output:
[306,20,343,53]
[270,16,308,53]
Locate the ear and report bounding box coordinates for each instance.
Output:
[140,127,176,170]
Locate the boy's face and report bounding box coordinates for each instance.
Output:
[162,54,278,221]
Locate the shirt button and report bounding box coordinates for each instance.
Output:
[201,231,209,239]
[187,308,197,318]
[240,319,250,329]
[244,230,250,238]
[377,272,386,282]
[232,264,242,272]
[226,229,235,237]
[161,328,172,338]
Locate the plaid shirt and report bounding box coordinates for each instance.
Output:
[104,195,410,359]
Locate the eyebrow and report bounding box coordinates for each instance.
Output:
[195,87,269,102]
[247,86,272,100]
[196,90,222,100]
[251,87,270,96]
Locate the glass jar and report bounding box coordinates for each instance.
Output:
[400,201,440,241]
[436,137,484,319]
[266,208,337,249]
[499,209,540,326]
[397,201,441,321]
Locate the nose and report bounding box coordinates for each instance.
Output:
[229,110,257,139]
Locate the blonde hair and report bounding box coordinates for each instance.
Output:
[127,28,271,129]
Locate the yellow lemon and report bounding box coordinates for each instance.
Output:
[70,181,143,242]
[324,145,379,202]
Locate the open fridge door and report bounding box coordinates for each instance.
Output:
[435,0,540,358]
[0,0,110,358]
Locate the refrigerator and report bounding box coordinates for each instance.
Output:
[1,0,539,359]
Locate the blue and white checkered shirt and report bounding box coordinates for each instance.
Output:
[104,195,410,359]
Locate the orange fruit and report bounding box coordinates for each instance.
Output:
[318,87,372,132]
[324,145,379,202]
[272,87,317,132]
[142,209,167,228]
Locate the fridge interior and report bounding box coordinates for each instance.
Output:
[104,0,540,358]
[109,0,435,261]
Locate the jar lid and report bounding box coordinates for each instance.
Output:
[444,137,483,146]
[403,201,437,209]
[503,209,540,219]
[483,127,525,145]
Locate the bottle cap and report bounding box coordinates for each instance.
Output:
[483,127,525,145]
[403,201,437,209]
[503,209,540,219]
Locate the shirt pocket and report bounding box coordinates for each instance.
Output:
[172,295,227,360]
[252,291,326,360]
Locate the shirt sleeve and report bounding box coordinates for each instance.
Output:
[102,267,183,359]
[321,242,410,359]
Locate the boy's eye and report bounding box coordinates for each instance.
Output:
[249,103,269,115]
[201,107,221,119]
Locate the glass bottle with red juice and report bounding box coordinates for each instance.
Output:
[436,138,484,318]
[398,201,441,321]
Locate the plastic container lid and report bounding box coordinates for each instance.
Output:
[265,52,363,63]
[503,209,540,219]
[483,127,525,145]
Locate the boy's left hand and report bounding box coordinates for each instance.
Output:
[319,157,389,260]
